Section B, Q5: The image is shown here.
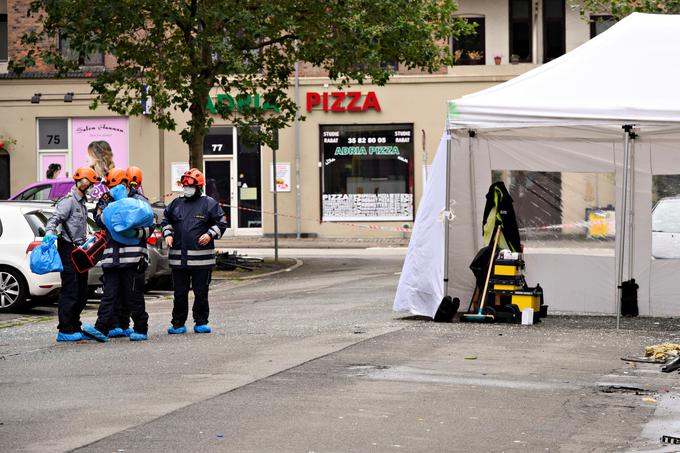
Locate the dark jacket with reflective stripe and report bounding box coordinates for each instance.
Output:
[95,190,154,269]
[160,194,227,269]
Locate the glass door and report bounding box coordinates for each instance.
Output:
[204,159,235,232]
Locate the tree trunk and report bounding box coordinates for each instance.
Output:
[189,133,204,170]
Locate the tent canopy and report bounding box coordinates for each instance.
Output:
[395,13,680,319]
[448,13,680,129]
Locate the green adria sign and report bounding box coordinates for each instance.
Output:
[207,93,280,114]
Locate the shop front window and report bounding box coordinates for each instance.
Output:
[492,170,616,250]
[237,131,262,228]
[321,124,414,221]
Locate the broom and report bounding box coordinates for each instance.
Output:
[461,225,501,323]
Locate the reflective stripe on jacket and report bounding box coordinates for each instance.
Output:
[161,194,227,269]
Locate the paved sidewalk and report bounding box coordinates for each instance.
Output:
[216,236,410,249]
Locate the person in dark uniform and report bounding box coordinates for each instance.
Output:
[161,168,227,334]
[106,166,149,338]
[81,168,153,342]
[44,167,100,342]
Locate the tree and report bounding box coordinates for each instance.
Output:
[576,0,680,20]
[11,1,473,168]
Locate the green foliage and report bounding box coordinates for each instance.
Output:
[576,0,680,19]
[11,0,472,166]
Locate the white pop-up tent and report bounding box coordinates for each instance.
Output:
[395,13,680,321]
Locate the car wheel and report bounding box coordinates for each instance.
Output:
[0,267,29,313]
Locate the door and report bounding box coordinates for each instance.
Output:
[204,159,234,232]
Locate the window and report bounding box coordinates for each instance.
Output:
[0,0,7,61]
[652,175,680,259]
[59,35,104,67]
[18,185,52,201]
[452,17,485,65]
[492,170,616,250]
[543,0,565,62]
[590,15,616,38]
[509,0,532,63]
[203,126,234,155]
[320,124,414,221]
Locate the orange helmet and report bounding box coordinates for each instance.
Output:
[127,166,143,186]
[72,167,100,184]
[180,168,205,188]
[103,167,129,188]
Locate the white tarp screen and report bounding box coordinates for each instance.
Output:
[394,127,680,317]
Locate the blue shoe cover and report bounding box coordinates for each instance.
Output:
[56,332,84,342]
[167,325,187,335]
[107,327,126,338]
[123,328,134,337]
[81,324,109,342]
[129,332,148,341]
[194,324,212,334]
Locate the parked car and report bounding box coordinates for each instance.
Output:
[0,201,61,312]
[652,197,680,259]
[10,178,73,201]
[0,201,169,312]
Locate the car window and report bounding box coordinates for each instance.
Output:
[19,185,52,201]
[24,211,49,237]
[652,199,680,233]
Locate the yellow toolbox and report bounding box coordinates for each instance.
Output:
[490,275,525,292]
[493,259,524,277]
[511,291,541,312]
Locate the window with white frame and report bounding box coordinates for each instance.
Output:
[452,16,485,65]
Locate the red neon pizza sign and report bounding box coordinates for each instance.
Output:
[306,91,381,113]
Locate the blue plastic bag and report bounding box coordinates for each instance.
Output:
[30,237,63,275]
[101,187,154,245]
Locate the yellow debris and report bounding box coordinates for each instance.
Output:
[642,397,657,404]
[645,343,680,362]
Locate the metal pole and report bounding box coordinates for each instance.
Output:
[443,136,453,299]
[616,125,632,329]
[628,136,635,281]
[272,130,279,262]
[468,130,479,249]
[294,61,302,239]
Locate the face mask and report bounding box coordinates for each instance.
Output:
[183,186,197,198]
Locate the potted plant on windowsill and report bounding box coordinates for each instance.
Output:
[467,50,483,65]
[494,54,502,65]
[510,54,520,64]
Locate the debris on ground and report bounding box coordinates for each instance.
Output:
[216,251,264,271]
[642,397,657,403]
[644,343,680,362]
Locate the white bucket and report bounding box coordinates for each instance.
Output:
[521,308,534,325]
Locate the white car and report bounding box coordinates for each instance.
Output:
[652,197,680,259]
[0,201,61,312]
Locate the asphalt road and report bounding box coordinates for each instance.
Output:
[1,250,679,452]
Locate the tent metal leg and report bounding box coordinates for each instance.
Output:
[617,125,633,329]
[468,130,479,249]
[443,137,453,299]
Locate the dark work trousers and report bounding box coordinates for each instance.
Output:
[56,238,89,334]
[116,266,146,330]
[96,267,149,335]
[171,268,212,328]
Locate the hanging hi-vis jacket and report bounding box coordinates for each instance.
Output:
[95,191,155,269]
[161,195,227,269]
